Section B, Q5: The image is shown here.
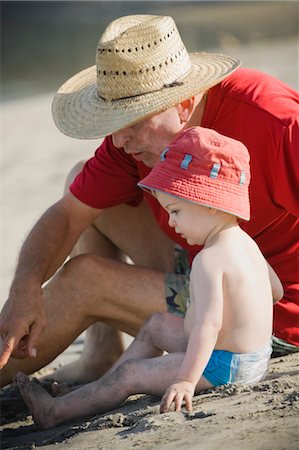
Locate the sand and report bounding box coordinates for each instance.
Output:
[1,34,299,450]
[1,353,298,450]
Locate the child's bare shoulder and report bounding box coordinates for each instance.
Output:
[192,246,224,275]
[192,232,249,274]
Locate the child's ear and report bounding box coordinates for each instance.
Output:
[208,207,217,215]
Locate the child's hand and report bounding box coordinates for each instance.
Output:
[160,380,195,413]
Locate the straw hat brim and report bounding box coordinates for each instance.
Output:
[52,52,240,139]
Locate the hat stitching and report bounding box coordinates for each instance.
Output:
[209,163,221,179]
[160,147,169,161]
[180,154,193,170]
[239,171,246,185]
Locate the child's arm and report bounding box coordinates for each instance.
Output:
[160,321,220,413]
[160,254,223,413]
[266,262,284,303]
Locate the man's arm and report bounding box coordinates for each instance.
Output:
[0,192,101,368]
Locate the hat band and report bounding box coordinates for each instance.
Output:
[97,79,185,102]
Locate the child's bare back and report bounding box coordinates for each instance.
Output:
[185,225,273,354]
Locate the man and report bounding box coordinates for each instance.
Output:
[0,14,298,387]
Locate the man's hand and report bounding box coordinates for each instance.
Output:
[160,380,195,413]
[0,285,47,369]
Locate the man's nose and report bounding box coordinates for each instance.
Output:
[111,128,130,149]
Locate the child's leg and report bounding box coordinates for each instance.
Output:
[16,313,188,429]
[105,312,188,375]
[52,312,187,397]
[16,350,210,430]
[17,355,183,429]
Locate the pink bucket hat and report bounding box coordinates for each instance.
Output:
[138,126,251,220]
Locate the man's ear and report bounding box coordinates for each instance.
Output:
[177,98,195,123]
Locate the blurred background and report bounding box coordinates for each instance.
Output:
[1,0,298,300]
[2,0,298,100]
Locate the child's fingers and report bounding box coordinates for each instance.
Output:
[184,393,193,412]
[160,390,175,413]
[174,393,184,411]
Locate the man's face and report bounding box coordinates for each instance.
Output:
[111,106,185,168]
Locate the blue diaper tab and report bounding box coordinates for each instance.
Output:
[203,342,272,387]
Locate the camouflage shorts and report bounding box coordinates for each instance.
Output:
[271,335,299,357]
[165,245,191,317]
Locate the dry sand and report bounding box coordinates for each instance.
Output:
[1,36,299,449]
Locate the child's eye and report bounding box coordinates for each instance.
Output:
[170,210,179,215]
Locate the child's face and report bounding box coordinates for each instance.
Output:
[156,192,215,246]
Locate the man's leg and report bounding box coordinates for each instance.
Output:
[1,254,171,387]
[48,161,175,383]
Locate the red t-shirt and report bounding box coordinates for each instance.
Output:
[70,68,299,346]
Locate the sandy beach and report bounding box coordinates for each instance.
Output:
[1,353,299,449]
[1,6,299,448]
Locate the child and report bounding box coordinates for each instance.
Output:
[16,126,283,429]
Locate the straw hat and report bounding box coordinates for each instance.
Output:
[52,15,241,139]
[138,127,250,221]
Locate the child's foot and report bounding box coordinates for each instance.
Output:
[16,372,58,429]
[51,381,80,396]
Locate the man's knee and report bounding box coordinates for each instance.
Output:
[58,254,107,287]
[47,254,114,316]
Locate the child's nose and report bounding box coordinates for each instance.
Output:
[168,215,175,228]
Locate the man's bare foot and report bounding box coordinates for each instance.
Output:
[16,372,59,429]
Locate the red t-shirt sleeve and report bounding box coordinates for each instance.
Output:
[274,117,299,217]
[70,136,143,209]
